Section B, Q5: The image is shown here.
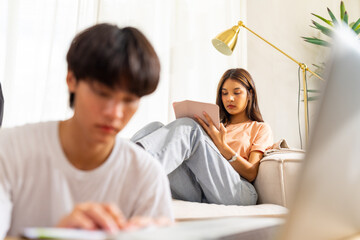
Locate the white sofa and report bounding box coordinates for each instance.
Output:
[172,151,305,221]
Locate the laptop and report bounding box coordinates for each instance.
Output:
[277,25,360,240]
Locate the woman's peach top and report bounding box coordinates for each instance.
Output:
[225,121,273,160]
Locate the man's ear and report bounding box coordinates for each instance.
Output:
[66,71,77,92]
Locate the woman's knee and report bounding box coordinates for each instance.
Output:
[130,121,164,142]
[146,121,164,130]
[173,117,199,129]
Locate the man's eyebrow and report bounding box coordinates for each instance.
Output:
[92,82,112,90]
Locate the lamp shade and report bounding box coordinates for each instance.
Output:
[212,25,241,56]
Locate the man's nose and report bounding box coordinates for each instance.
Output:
[104,101,124,119]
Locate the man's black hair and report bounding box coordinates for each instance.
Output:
[66,23,160,107]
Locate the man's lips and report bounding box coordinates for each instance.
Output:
[97,125,118,133]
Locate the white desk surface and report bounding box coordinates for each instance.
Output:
[8,217,284,240]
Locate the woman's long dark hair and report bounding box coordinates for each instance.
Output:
[216,68,264,125]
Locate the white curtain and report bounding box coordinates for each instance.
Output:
[0,0,246,138]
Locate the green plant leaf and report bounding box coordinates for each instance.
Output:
[307,89,321,93]
[307,96,321,101]
[355,28,360,35]
[351,18,360,30]
[327,7,338,25]
[343,11,348,24]
[340,1,345,20]
[301,96,320,102]
[311,13,333,26]
[302,37,331,47]
[312,20,333,37]
[312,63,324,69]
[301,89,321,93]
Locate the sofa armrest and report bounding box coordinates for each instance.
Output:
[253,152,304,207]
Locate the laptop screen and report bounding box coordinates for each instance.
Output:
[279,25,360,240]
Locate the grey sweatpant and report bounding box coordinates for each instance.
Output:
[131,118,257,205]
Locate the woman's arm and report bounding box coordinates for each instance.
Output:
[195,112,264,182]
[212,140,263,182]
[229,150,263,182]
[238,151,263,182]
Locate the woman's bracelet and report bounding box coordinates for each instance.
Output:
[228,153,238,163]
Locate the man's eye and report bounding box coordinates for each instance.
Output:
[123,98,138,104]
[96,90,111,98]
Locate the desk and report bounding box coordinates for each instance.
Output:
[5,217,284,240]
[6,219,360,240]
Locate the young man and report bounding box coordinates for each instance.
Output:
[0,23,173,238]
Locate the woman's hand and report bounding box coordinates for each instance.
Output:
[194,112,228,154]
[56,202,126,233]
[195,112,265,182]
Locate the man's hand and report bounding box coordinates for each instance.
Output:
[56,202,126,233]
[57,202,173,233]
[125,216,172,230]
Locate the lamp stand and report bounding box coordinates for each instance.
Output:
[300,64,309,144]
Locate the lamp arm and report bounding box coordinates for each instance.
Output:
[237,21,324,146]
[238,21,324,82]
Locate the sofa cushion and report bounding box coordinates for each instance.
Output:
[173,200,287,221]
[254,152,304,207]
[172,151,304,221]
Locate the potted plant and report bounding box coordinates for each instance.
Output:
[303,1,360,101]
[304,1,360,47]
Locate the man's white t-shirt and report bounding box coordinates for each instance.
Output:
[0,121,173,237]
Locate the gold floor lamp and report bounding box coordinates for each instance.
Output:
[212,20,323,145]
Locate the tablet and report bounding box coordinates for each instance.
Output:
[173,100,220,130]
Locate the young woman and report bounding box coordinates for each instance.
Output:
[131,68,273,206]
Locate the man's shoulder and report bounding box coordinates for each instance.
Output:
[0,121,59,175]
[0,121,57,135]
[0,121,58,148]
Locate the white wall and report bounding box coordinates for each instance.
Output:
[0,0,246,137]
[99,0,247,138]
[2,0,359,149]
[246,0,360,148]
